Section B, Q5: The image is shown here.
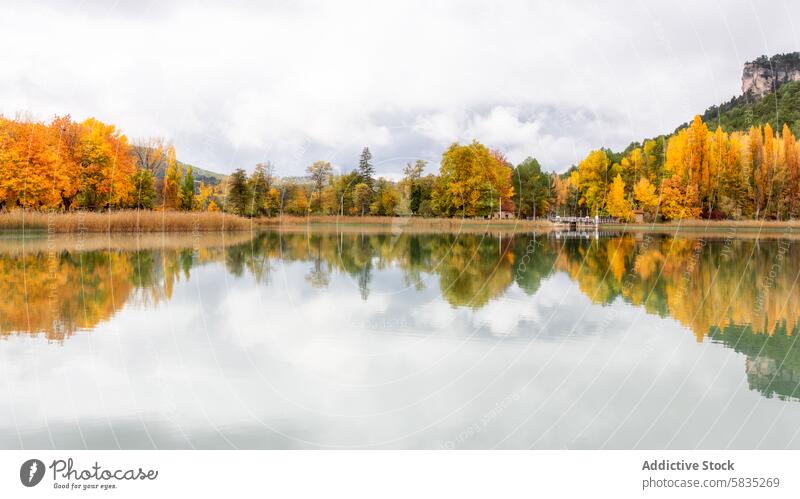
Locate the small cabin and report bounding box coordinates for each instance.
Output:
[633,209,645,224]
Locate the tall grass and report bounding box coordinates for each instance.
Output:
[259,215,554,228]
[0,210,253,232]
[0,231,258,254]
[5,210,798,235]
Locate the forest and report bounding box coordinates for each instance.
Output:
[1,111,799,221]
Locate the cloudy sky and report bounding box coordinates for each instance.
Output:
[2,0,799,177]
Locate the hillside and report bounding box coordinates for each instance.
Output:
[132,145,227,185]
[170,161,226,186]
[697,79,800,136]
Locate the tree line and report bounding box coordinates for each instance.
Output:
[569,116,800,221]
[2,113,799,220]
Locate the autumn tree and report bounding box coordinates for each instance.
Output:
[306,160,333,213]
[249,162,272,216]
[576,149,611,216]
[130,170,156,209]
[633,177,659,221]
[352,183,371,216]
[659,177,701,220]
[74,118,136,210]
[284,183,310,215]
[551,174,571,216]
[430,141,513,217]
[322,171,361,216]
[0,115,138,210]
[782,124,799,217]
[0,117,62,209]
[195,181,216,211]
[370,178,400,215]
[162,145,181,210]
[606,174,633,221]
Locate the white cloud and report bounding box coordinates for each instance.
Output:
[1,0,798,175]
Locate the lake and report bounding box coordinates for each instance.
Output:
[1,228,800,449]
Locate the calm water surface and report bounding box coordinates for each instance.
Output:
[1,229,800,449]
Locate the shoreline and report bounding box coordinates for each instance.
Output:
[2,210,800,234]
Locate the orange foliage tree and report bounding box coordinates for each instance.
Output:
[0,115,136,210]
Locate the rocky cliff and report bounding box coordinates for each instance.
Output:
[742,52,800,97]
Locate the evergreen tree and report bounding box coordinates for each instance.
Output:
[403,159,427,214]
[179,166,195,210]
[357,147,374,189]
[226,168,250,215]
[512,157,550,218]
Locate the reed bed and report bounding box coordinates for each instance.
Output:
[0,210,254,232]
[4,210,800,235]
[258,215,555,229]
[0,231,258,254]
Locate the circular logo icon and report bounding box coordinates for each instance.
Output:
[20,459,45,487]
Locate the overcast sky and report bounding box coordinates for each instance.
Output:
[2,0,799,177]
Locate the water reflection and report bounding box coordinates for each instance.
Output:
[6,233,798,332]
[2,229,800,448]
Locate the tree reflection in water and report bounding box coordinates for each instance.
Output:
[1,230,799,400]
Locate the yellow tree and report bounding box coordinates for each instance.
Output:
[606,174,633,221]
[430,141,513,217]
[195,181,215,211]
[162,145,181,210]
[552,174,570,215]
[782,124,799,218]
[619,147,645,188]
[760,123,779,218]
[660,177,701,220]
[747,126,766,218]
[685,116,711,207]
[633,177,659,220]
[576,149,611,216]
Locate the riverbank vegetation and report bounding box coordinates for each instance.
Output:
[2,111,799,225]
[0,210,252,232]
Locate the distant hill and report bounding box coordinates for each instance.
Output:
[174,161,226,185]
[275,175,313,186]
[132,145,227,185]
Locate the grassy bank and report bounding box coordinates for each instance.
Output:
[0,211,556,233]
[0,210,253,232]
[260,215,555,230]
[0,231,258,254]
[604,219,800,233]
[3,210,800,235]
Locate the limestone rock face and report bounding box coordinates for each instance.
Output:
[742,53,800,97]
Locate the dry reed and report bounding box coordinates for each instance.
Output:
[0,210,253,232]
